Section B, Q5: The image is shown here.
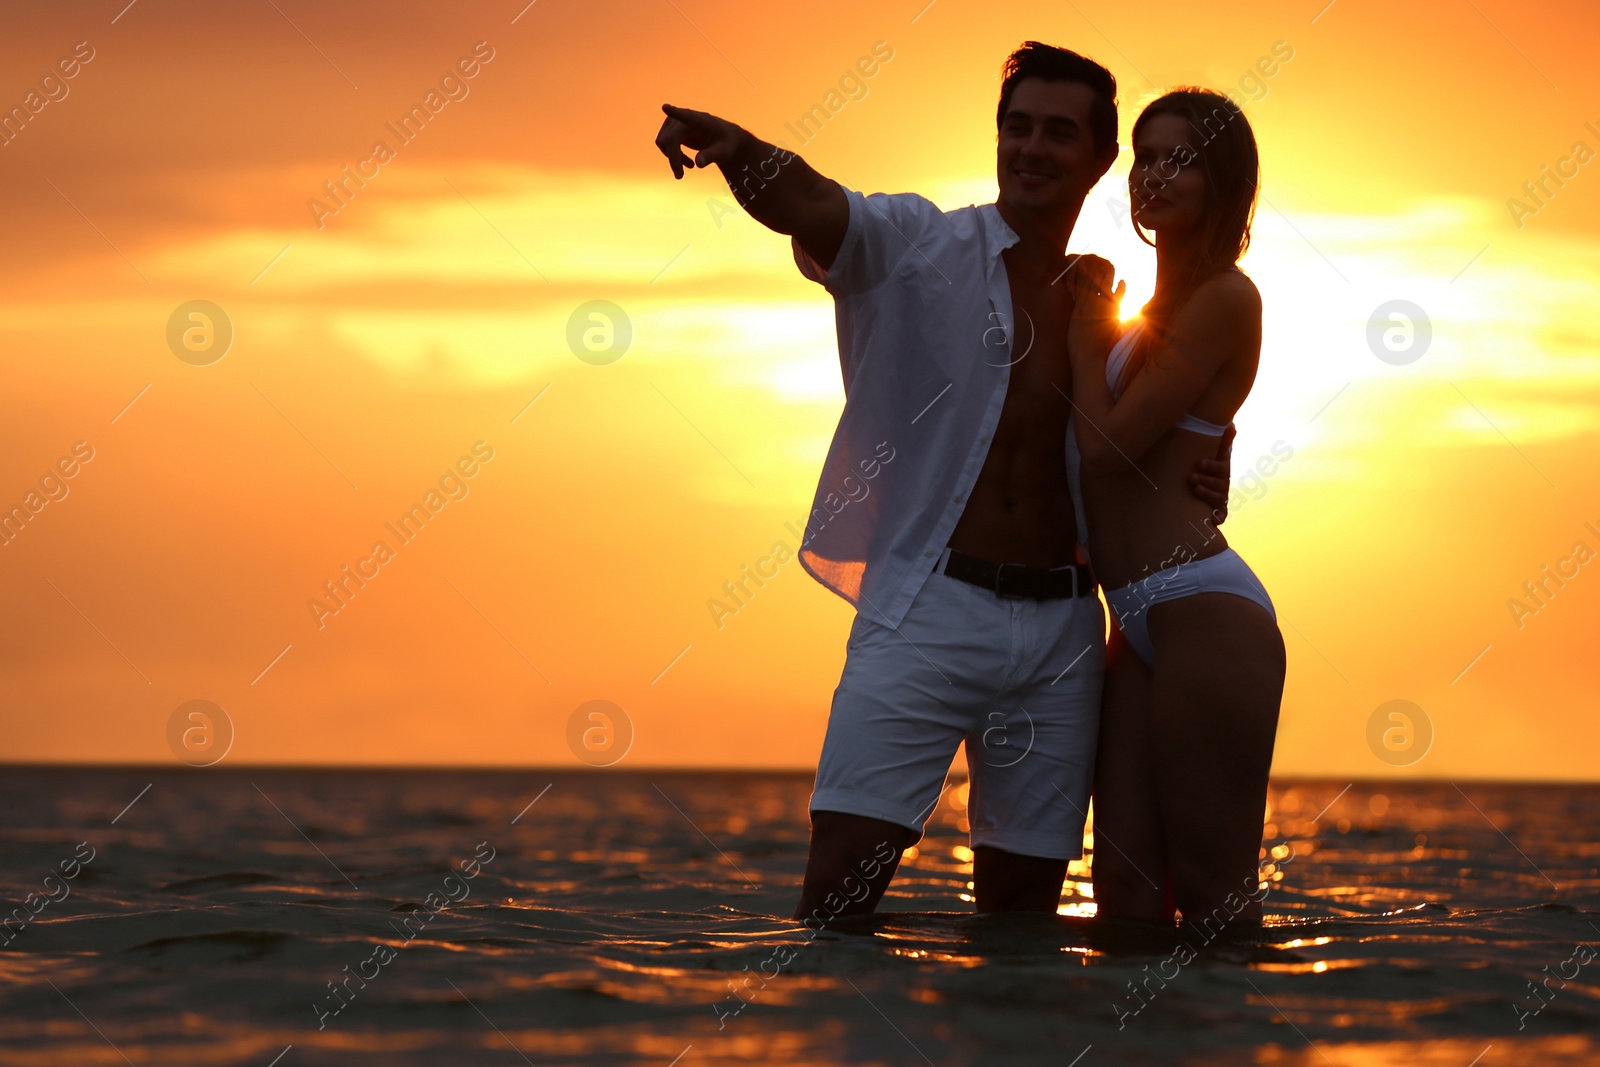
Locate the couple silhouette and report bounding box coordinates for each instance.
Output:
[657,40,1285,939]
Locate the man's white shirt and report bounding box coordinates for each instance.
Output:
[790,184,1090,630]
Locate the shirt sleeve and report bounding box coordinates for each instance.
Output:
[791,186,940,297]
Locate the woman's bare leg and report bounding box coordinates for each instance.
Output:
[1146,593,1285,935]
[1090,623,1173,920]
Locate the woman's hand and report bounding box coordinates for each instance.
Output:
[1066,254,1126,368]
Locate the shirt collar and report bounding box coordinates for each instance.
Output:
[979,200,1021,278]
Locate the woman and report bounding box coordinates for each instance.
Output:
[1064,88,1285,936]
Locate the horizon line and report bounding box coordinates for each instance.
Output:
[1,761,1597,787]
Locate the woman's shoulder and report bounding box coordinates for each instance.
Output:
[1194,266,1261,310]
[1174,267,1261,336]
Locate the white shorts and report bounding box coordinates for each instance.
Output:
[811,564,1106,861]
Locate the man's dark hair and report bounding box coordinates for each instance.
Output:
[996,42,1118,153]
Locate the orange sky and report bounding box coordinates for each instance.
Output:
[2,0,1597,778]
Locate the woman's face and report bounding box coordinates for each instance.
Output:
[1129,113,1205,234]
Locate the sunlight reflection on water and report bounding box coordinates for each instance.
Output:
[1,770,1595,1066]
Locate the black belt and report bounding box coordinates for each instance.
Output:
[936,546,1096,600]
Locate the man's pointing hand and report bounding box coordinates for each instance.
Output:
[656,104,744,179]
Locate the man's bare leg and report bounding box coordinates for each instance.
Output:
[793,811,916,926]
[973,847,1069,911]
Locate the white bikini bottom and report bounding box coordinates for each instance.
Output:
[1102,547,1275,666]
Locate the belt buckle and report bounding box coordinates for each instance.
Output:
[993,561,1029,599]
[1044,562,1083,599]
[1058,564,1079,599]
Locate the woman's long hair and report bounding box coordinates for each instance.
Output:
[1119,88,1259,388]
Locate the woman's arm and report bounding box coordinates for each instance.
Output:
[1065,257,1125,467]
[1068,268,1259,474]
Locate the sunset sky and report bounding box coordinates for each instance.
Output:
[2,0,1597,778]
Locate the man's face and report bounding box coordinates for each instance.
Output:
[996,78,1117,216]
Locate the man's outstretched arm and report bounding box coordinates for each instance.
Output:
[655,103,848,270]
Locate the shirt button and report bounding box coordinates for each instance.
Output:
[953,493,965,503]
[924,550,934,558]
[980,434,991,444]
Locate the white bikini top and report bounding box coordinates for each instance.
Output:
[1105,320,1232,438]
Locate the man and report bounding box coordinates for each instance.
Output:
[654,42,1232,922]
